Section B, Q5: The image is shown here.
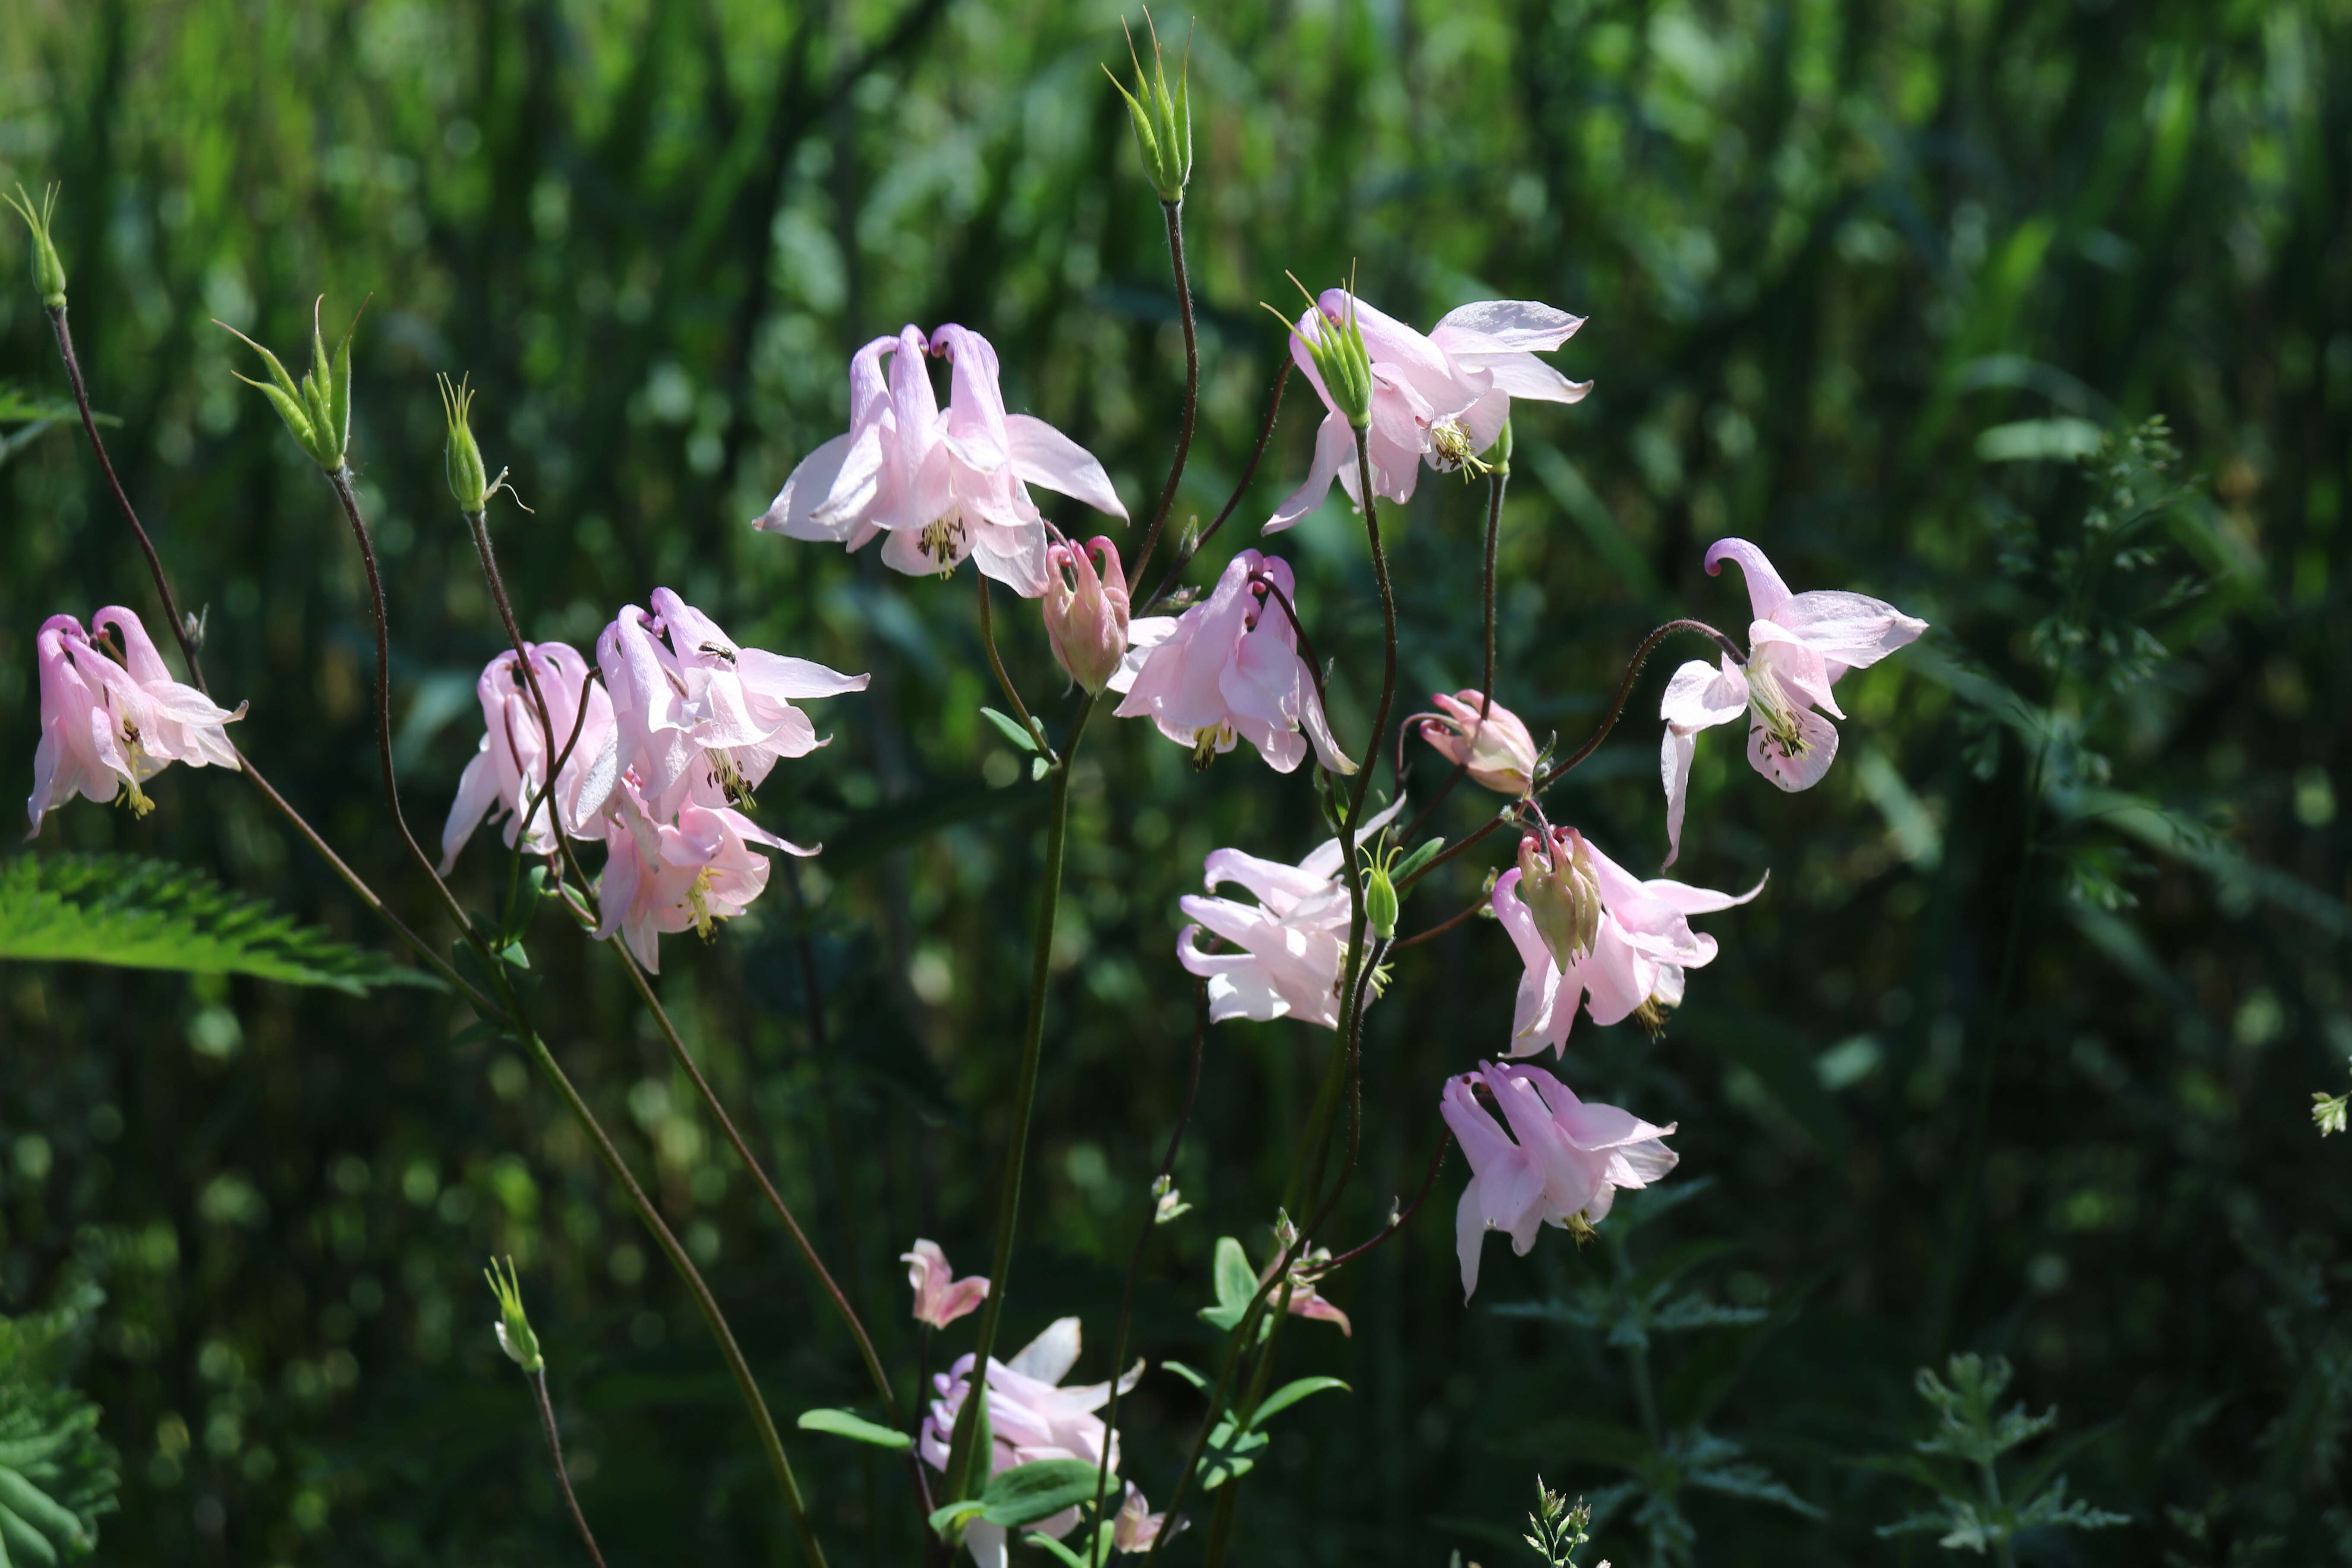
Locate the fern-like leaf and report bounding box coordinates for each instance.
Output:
[0,1285,120,1561]
[0,854,434,995]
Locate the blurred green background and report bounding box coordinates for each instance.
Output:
[3,0,2349,1563]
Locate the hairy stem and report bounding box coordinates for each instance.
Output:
[976,570,1052,761]
[942,693,1100,1499]
[326,467,482,945]
[1129,197,1198,591]
[1143,360,1290,614]
[528,1368,608,1568]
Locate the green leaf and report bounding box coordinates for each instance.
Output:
[1249,1376,1348,1428]
[1391,836,1446,883]
[0,855,435,995]
[1022,1530,1094,1568]
[0,1287,120,1563]
[927,1499,986,1539]
[796,1409,912,1451]
[975,1457,1101,1528]
[1160,1360,1210,1391]
[1199,1420,1269,1490]
[979,706,1040,754]
[1198,1236,1257,1331]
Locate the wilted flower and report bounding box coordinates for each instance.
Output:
[596,588,867,817]
[28,607,244,837]
[919,1318,1143,1568]
[1110,549,1353,774]
[1659,538,1926,864]
[1175,798,1405,1029]
[1416,690,1539,796]
[1441,1060,1678,1299]
[593,778,812,972]
[1042,536,1130,693]
[439,640,617,871]
[757,325,1126,597]
[1267,291,1588,532]
[902,1239,989,1331]
[1491,827,1760,1054]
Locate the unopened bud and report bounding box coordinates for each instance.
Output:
[4,183,67,308]
[1517,827,1601,969]
[1107,12,1191,204]
[219,296,363,472]
[441,372,491,514]
[483,1255,544,1373]
[1418,691,1539,797]
[1362,846,1400,940]
[1042,536,1129,693]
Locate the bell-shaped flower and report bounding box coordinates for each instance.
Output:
[1441,1060,1678,1299]
[919,1317,1144,1568]
[592,777,812,972]
[597,589,867,816]
[1110,550,1353,774]
[1416,690,1539,796]
[439,640,618,871]
[1659,538,1927,864]
[27,607,244,836]
[902,1239,989,1331]
[1491,827,1759,1055]
[1267,290,1589,532]
[757,324,1126,597]
[1175,798,1404,1029]
[1041,536,1130,693]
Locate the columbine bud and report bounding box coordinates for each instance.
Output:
[1516,827,1601,969]
[219,297,362,472]
[1042,536,1130,693]
[1362,844,1400,940]
[1418,691,1540,797]
[441,372,491,514]
[4,183,67,308]
[1487,414,1513,475]
[1107,13,1190,203]
[1290,285,1374,430]
[484,1256,544,1374]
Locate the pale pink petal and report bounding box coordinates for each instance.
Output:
[1703,537,1794,622]
[1747,704,1840,791]
[1003,413,1127,519]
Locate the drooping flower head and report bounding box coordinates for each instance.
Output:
[1416,690,1539,797]
[1441,1060,1678,1299]
[1491,826,1760,1055]
[1267,290,1589,533]
[27,607,245,837]
[1113,1483,1175,1554]
[1175,798,1404,1029]
[596,589,867,817]
[1041,535,1130,694]
[757,324,1127,597]
[919,1318,1143,1567]
[440,640,618,871]
[1110,549,1353,774]
[592,777,811,972]
[902,1239,989,1331]
[1659,539,1926,864]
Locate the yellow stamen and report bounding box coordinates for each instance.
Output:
[919,515,968,575]
[1190,722,1235,770]
[1429,417,1491,477]
[687,868,718,940]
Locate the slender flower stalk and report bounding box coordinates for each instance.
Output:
[940,694,1099,1504]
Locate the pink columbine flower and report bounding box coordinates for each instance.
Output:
[1441,1059,1679,1299]
[28,607,244,837]
[1416,690,1540,796]
[1267,290,1589,532]
[1109,550,1353,774]
[919,1317,1143,1568]
[1113,1484,1175,1553]
[1491,826,1760,1054]
[593,778,812,972]
[1175,798,1404,1029]
[597,589,867,817]
[1041,536,1130,693]
[902,1239,989,1331]
[1659,538,1927,864]
[439,641,618,872]
[757,324,1127,597]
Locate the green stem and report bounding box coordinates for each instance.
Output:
[942,692,1099,1500]
[1129,196,1198,590]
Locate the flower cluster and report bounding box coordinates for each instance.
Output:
[441,589,866,972]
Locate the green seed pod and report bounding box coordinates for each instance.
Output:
[3,183,67,308]
[440,373,491,515]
